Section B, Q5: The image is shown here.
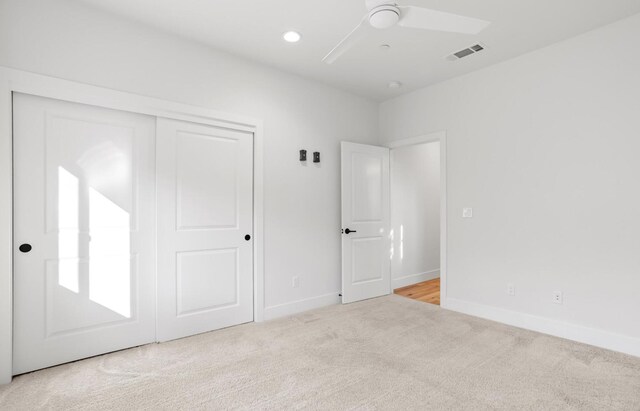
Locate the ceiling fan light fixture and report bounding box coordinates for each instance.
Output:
[368,6,400,29]
[322,0,489,64]
[283,31,302,43]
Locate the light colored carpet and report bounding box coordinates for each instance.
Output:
[1,295,639,410]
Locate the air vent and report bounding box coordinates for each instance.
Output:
[446,44,485,61]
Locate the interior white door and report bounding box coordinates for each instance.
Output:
[156,118,254,342]
[13,93,157,375]
[341,142,391,303]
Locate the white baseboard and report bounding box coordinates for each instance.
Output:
[264,292,341,321]
[392,269,440,290]
[444,298,640,358]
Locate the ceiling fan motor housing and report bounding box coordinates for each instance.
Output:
[368,5,400,29]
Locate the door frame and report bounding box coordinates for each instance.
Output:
[386,131,448,307]
[0,66,266,384]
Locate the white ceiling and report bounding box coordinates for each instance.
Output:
[75,0,640,101]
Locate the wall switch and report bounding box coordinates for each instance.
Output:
[507,283,515,296]
[292,276,299,288]
[463,208,473,218]
[552,290,563,304]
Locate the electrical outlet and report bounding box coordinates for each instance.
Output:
[292,276,299,288]
[552,290,563,304]
[462,208,473,218]
[507,283,515,296]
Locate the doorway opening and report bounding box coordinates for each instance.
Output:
[390,138,442,306]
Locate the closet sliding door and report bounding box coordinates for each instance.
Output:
[13,93,157,374]
[156,118,254,342]
[12,94,255,375]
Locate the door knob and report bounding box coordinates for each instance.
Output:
[244,234,251,241]
[19,244,32,253]
[344,228,357,234]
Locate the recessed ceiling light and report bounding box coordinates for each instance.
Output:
[379,44,391,50]
[388,81,403,89]
[283,31,302,43]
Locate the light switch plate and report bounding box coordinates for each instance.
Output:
[463,208,473,218]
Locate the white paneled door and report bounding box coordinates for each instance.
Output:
[13,93,157,374]
[13,95,255,375]
[156,118,254,341]
[341,142,391,303]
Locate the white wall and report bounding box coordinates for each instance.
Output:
[0,0,378,317]
[391,142,440,289]
[380,13,640,356]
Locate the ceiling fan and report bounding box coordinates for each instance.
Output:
[322,0,490,64]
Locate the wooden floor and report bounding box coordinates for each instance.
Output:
[394,278,440,305]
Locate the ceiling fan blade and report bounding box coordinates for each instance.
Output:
[322,16,371,64]
[397,6,490,35]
